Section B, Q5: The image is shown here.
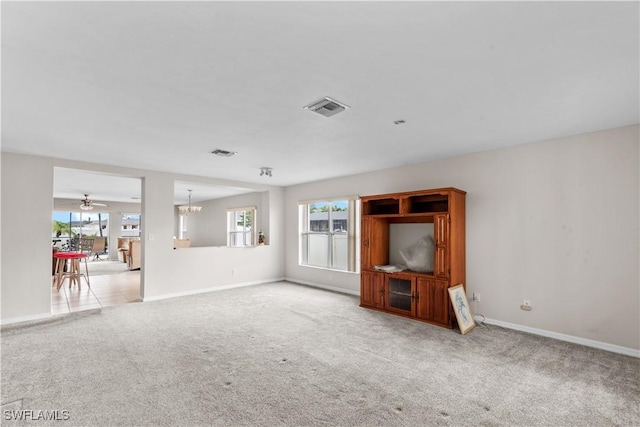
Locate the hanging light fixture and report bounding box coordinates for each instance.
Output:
[178,189,203,216]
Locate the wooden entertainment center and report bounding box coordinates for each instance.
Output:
[360,187,466,329]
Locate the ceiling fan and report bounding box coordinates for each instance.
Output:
[79,194,108,211]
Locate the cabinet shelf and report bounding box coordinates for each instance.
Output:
[363,267,435,278]
[401,212,443,218]
[406,194,448,214]
[363,198,400,215]
[389,291,412,297]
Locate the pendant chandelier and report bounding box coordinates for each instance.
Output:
[178,189,202,216]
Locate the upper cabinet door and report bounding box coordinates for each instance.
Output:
[361,216,371,269]
[434,214,449,278]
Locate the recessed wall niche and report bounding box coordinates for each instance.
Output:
[173,181,269,248]
[388,223,434,267]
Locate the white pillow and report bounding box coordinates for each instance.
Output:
[399,235,434,273]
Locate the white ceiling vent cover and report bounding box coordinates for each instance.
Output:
[210,149,237,157]
[303,97,350,117]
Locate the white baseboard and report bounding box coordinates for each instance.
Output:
[1,311,52,326]
[142,277,286,302]
[285,277,360,296]
[483,317,640,358]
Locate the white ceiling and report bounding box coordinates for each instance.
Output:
[2,1,639,196]
[53,168,143,203]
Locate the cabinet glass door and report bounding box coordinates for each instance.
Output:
[386,277,413,314]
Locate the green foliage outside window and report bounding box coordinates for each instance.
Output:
[237,210,252,228]
[52,220,75,237]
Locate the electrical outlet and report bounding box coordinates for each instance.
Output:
[472,292,480,302]
[232,268,237,276]
[520,300,532,311]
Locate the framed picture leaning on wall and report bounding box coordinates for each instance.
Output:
[448,284,476,334]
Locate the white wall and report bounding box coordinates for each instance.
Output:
[142,183,285,300]
[284,125,640,350]
[107,213,122,261]
[1,153,56,322]
[0,155,285,322]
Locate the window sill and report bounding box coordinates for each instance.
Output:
[298,264,359,274]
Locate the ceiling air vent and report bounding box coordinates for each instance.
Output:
[303,97,350,118]
[210,149,237,157]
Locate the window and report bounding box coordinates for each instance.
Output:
[122,214,141,237]
[227,207,256,247]
[299,198,358,272]
[52,211,109,250]
[178,215,188,239]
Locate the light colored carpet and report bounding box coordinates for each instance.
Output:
[1,282,638,426]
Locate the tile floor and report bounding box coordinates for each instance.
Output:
[52,267,141,315]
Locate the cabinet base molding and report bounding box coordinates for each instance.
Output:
[358,303,454,329]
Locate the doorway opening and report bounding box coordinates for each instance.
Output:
[52,168,142,314]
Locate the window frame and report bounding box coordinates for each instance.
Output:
[178,214,188,239]
[122,213,141,237]
[227,206,257,247]
[298,197,359,272]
